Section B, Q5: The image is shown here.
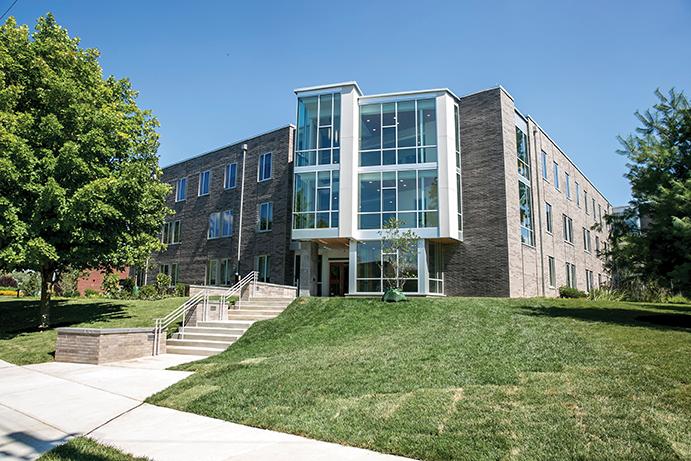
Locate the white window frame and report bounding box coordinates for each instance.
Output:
[224,163,237,189]
[575,181,581,207]
[258,202,273,232]
[541,151,549,181]
[208,212,221,239]
[547,256,556,288]
[175,177,187,202]
[553,161,560,190]
[198,170,211,196]
[545,202,553,234]
[256,255,270,282]
[565,172,571,200]
[258,152,272,182]
[563,214,574,244]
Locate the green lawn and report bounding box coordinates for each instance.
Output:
[38,437,149,461]
[147,297,691,461]
[0,296,186,365]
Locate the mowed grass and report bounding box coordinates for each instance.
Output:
[38,437,149,460]
[148,297,691,460]
[0,296,186,365]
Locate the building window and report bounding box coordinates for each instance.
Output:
[296,92,341,166]
[592,198,596,222]
[598,203,603,224]
[516,126,530,180]
[565,172,571,200]
[428,242,444,294]
[159,263,179,285]
[563,214,574,244]
[541,151,548,180]
[258,202,273,232]
[208,212,221,239]
[519,181,534,246]
[545,203,553,234]
[355,240,418,293]
[565,262,577,288]
[161,220,181,244]
[258,152,272,181]
[224,163,237,189]
[357,169,438,230]
[220,259,233,285]
[198,170,210,196]
[222,210,233,237]
[585,191,590,214]
[585,269,594,292]
[575,182,581,207]
[548,256,556,288]
[455,104,463,233]
[175,178,187,202]
[359,98,437,167]
[583,228,591,253]
[294,170,339,229]
[595,235,600,254]
[206,259,219,285]
[598,273,603,288]
[553,161,560,190]
[256,255,270,283]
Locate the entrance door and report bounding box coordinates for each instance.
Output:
[329,261,349,296]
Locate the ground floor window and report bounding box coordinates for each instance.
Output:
[220,259,233,285]
[427,242,444,294]
[585,269,594,292]
[159,263,179,285]
[355,240,418,293]
[547,256,556,288]
[256,255,270,283]
[206,260,218,285]
[565,262,577,288]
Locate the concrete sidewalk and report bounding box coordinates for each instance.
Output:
[0,357,412,461]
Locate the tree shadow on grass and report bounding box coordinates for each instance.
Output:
[0,299,132,339]
[518,304,691,332]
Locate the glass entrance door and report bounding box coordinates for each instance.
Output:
[329,261,349,296]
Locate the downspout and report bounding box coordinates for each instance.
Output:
[532,124,546,296]
[236,143,248,282]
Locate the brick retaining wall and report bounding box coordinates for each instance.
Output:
[55,327,165,364]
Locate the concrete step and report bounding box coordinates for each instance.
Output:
[166,345,223,356]
[227,313,276,321]
[198,320,255,329]
[247,297,295,303]
[229,309,284,315]
[167,338,233,349]
[171,332,241,342]
[236,303,290,309]
[178,327,247,336]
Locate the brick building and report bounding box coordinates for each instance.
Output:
[152,82,610,297]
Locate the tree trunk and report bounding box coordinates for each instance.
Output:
[39,269,51,329]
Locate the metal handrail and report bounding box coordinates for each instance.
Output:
[219,271,258,314]
[152,290,208,355]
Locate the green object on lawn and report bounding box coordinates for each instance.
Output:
[382,288,406,302]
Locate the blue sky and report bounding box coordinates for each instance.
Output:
[8,0,691,205]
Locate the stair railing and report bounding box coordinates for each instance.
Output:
[219,271,258,315]
[152,290,208,355]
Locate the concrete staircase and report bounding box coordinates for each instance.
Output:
[166,296,294,356]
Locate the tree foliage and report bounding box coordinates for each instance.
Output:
[0,14,171,326]
[608,88,691,295]
[379,217,419,292]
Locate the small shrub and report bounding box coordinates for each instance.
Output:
[102,273,121,298]
[155,273,172,295]
[121,277,136,296]
[84,288,100,298]
[559,286,587,298]
[666,294,691,305]
[56,268,83,297]
[588,287,624,301]
[175,282,189,297]
[12,271,40,296]
[0,273,17,288]
[138,284,158,300]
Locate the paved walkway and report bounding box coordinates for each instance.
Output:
[0,357,412,461]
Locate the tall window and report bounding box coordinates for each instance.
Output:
[548,256,556,288]
[258,152,272,181]
[159,263,179,285]
[516,127,530,180]
[592,198,596,222]
[541,151,548,180]
[224,163,237,189]
[294,170,339,229]
[428,242,444,294]
[565,172,571,199]
[258,202,273,231]
[256,255,270,282]
[595,235,600,254]
[296,92,340,166]
[208,212,221,239]
[583,228,591,252]
[356,240,419,293]
[358,169,438,230]
[545,203,553,233]
[575,182,581,207]
[175,178,187,202]
[519,182,534,245]
[206,259,218,285]
[222,210,233,237]
[565,262,577,288]
[198,170,210,196]
[585,191,590,214]
[563,214,574,244]
[598,204,603,224]
[585,269,594,292]
[359,98,437,166]
[553,161,560,190]
[220,259,233,285]
[161,220,181,244]
[454,104,463,232]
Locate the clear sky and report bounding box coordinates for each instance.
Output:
[7,0,691,205]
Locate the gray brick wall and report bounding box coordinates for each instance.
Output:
[152,126,295,287]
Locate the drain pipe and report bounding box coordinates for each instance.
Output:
[236,144,248,283]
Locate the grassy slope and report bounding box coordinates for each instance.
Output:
[38,437,149,461]
[0,296,186,365]
[148,297,691,461]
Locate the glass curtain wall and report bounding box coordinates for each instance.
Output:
[516,126,534,245]
[294,170,339,229]
[355,240,419,292]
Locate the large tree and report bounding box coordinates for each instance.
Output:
[0,14,171,327]
[609,88,691,295]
